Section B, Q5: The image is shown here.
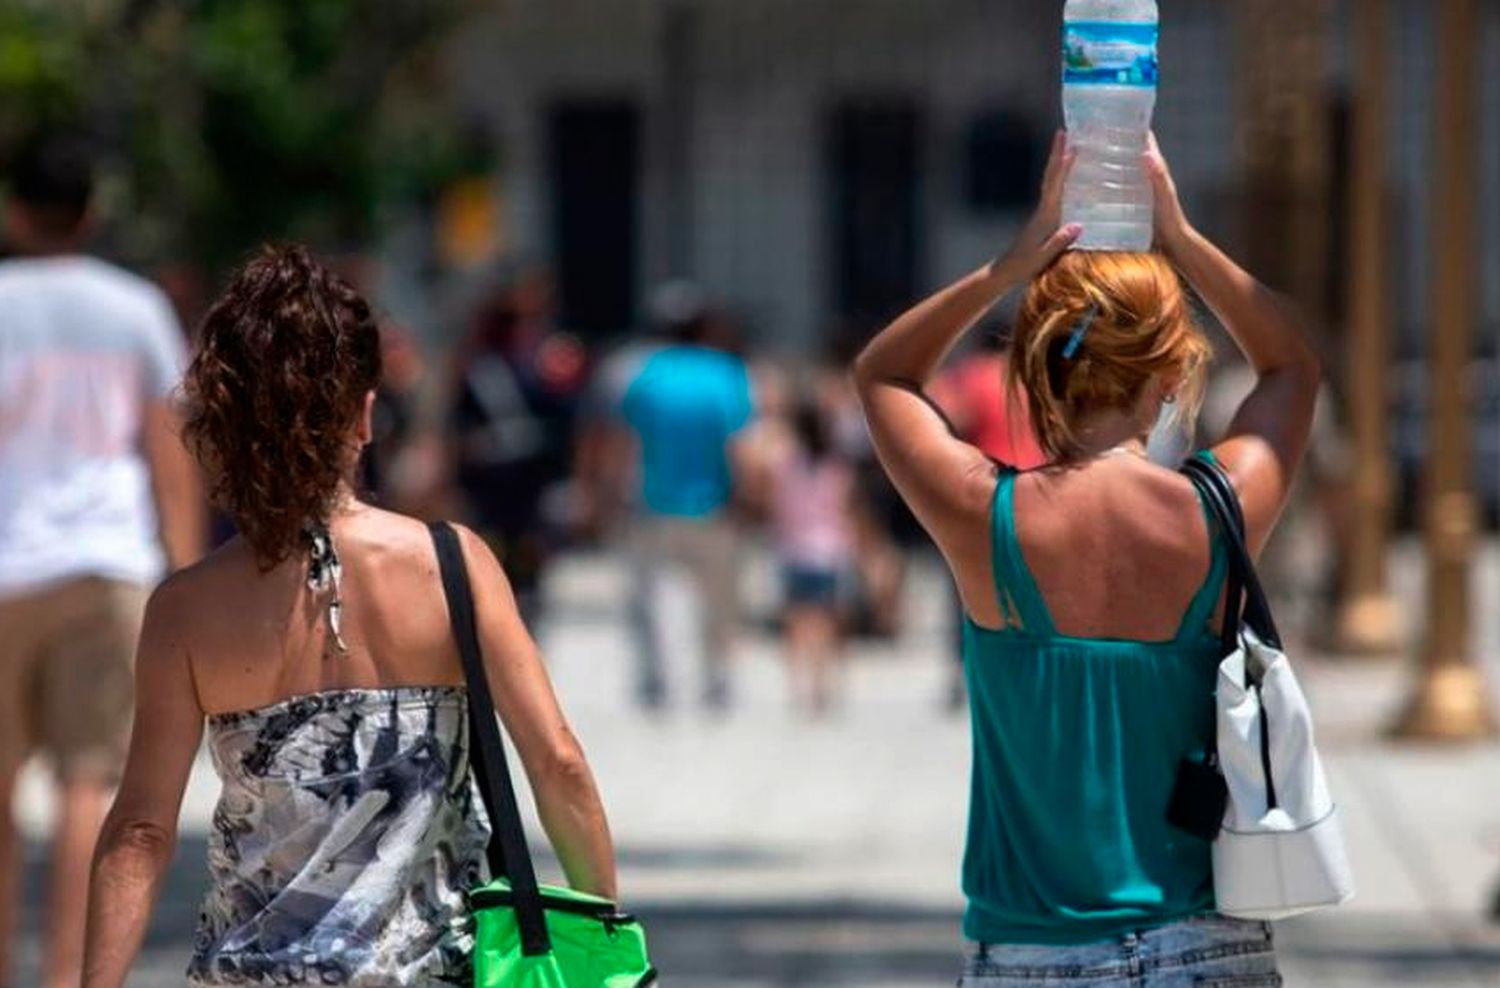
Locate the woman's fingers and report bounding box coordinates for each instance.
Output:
[1042,223,1084,262]
[1040,129,1067,191]
[995,220,1081,281]
[1142,131,1175,198]
[1143,153,1169,200]
[1041,133,1077,208]
[1051,149,1079,209]
[995,134,1082,276]
[1143,132,1191,251]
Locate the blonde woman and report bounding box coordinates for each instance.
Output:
[854,133,1318,986]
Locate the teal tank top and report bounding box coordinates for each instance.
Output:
[961,465,1227,946]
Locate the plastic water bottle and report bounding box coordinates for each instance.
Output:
[1061,0,1159,251]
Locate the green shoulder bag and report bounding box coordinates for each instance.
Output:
[431,523,657,987]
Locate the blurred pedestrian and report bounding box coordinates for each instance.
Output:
[617,285,756,710]
[854,133,1318,984]
[726,356,794,522]
[772,399,856,717]
[932,327,1048,471]
[0,131,203,988]
[449,280,588,625]
[822,336,911,641]
[362,323,425,509]
[571,309,669,544]
[80,246,617,988]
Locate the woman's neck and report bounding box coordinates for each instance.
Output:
[1063,409,1152,463]
[326,480,366,520]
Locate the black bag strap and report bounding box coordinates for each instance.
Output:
[1181,458,1283,810]
[1182,457,1282,654]
[428,522,552,957]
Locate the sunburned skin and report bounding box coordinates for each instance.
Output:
[850,127,1320,962]
[852,131,1321,643]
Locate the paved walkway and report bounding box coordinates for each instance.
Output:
[15,540,1500,986]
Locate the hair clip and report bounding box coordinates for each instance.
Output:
[1061,303,1099,360]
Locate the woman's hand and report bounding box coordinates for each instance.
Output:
[850,135,1084,621]
[1143,132,1193,255]
[1148,127,1321,557]
[993,130,1082,282]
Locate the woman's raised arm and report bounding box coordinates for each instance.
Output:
[852,131,1079,546]
[1145,135,1322,551]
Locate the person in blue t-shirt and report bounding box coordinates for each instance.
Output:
[617,292,755,709]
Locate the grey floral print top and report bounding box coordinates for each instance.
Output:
[188,687,490,987]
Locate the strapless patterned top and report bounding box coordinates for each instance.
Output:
[187,686,491,987]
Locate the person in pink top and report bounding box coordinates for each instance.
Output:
[772,400,856,717]
[932,330,1048,469]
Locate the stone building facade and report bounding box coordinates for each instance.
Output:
[448,0,1499,358]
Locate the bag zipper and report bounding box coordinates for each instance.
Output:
[469,887,638,927]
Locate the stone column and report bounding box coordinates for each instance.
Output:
[1395,0,1496,741]
[1333,0,1401,655]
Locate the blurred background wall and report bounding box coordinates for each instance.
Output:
[3,0,1496,375]
[442,0,1497,361]
[3,2,1500,984]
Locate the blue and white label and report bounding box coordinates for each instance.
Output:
[1063,21,1159,87]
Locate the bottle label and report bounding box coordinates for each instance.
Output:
[1063,21,1159,87]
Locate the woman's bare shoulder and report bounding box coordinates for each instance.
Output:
[152,536,254,600]
[138,537,258,642]
[339,507,468,592]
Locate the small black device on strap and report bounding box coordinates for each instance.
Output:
[429,521,552,957]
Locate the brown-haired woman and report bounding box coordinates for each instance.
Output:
[854,133,1319,986]
[80,246,617,988]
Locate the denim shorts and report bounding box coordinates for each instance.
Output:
[958,915,1279,987]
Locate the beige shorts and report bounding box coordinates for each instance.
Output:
[0,577,148,784]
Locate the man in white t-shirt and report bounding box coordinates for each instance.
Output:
[0,132,203,988]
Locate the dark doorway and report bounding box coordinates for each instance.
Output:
[964,109,1047,215]
[547,100,640,337]
[827,98,924,326]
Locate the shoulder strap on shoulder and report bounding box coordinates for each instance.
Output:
[428,522,552,957]
[986,470,1056,636]
[1180,458,1282,654]
[1174,455,1231,642]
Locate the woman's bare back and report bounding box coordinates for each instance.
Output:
[955,455,1222,642]
[166,506,464,718]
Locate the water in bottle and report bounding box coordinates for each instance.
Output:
[1061,0,1159,251]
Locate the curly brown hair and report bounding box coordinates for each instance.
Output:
[183,245,383,568]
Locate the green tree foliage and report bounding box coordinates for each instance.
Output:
[0,0,487,266]
[0,2,92,141]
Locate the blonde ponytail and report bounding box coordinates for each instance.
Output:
[1008,251,1210,460]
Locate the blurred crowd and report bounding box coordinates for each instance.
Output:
[352,263,1356,723]
[363,268,920,719]
[0,140,1358,745]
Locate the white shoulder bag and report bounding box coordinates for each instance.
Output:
[1184,457,1355,920]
